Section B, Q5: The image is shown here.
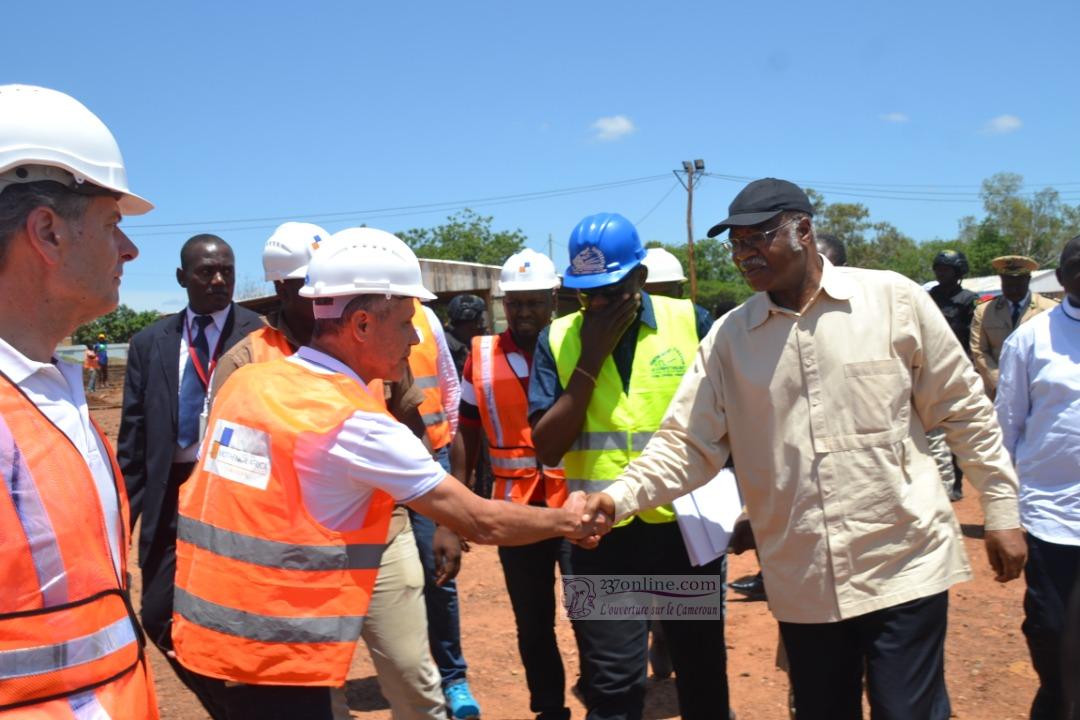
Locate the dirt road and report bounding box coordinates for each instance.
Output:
[91,380,1037,719]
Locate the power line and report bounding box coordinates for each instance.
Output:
[124,174,671,232]
[704,174,1080,203]
[705,172,1080,192]
[635,179,682,226]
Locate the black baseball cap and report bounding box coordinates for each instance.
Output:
[706,178,814,238]
[447,294,486,323]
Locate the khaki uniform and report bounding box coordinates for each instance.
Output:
[970,292,1059,398]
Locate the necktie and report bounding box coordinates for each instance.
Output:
[178,315,213,448]
[1011,302,1023,328]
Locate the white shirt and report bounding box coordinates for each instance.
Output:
[288,346,446,530]
[175,305,230,461]
[996,298,1080,545]
[422,305,461,436]
[0,337,122,577]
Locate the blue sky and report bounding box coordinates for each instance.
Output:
[8,1,1079,311]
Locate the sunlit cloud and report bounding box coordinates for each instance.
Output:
[983,114,1022,135]
[590,115,636,142]
[879,112,910,123]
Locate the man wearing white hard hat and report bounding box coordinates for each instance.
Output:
[0,85,159,717]
[210,224,448,719]
[456,248,572,720]
[171,229,591,719]
[642,246,715,338]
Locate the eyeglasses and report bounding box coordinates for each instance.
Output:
[579,281,632,300]
[723,217,799,253]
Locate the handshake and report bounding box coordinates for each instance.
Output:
[561,490,616,548]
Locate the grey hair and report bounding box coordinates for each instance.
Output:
[0,181,92,267]
[311,294,396,339]
[783,211,813,252]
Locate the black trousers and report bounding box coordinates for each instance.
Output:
[499,536,572,719]
[567,519,728,720]
[180,676,333,720]
[140,461,230,719]
[1023,534,1080,720]
[779,591,951,720]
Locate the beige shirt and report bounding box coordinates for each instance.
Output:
[970,291,1058,398]
[605,258,1020,624]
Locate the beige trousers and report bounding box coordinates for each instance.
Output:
[333,510,445,719]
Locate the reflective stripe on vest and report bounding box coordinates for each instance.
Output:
[175,589,364,644]
[179,516,384,571]
[173,358,394,687]
[409,300,452,449]
[471,334,567,507]
[548,295,698,526]
[0,378,155,717]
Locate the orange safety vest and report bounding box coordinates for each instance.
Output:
[0,376,157,718]
[408,300,452,451]
[246,324,296,364]
[470,335,567,507]
[173,358,394,686]
[232,325,385,410]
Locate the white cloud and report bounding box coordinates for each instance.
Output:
[879,112,909,123]
[983,114,1022,135]
[590,115,636,142]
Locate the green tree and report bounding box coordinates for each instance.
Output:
[964,173,1080,266]
[398,209,527,265]
[958,219,1011,277]
[72,305,161,345]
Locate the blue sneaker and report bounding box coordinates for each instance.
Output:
[445,681,480,719]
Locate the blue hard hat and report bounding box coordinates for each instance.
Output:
[563,213,646,290]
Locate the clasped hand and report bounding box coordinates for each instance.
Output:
[561,490,616,548]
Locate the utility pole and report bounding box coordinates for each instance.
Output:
[674,159,705,302]
[548,233,553,260]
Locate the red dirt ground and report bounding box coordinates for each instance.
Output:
[90,377,1037,720]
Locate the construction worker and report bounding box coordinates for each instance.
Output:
[408,293,480,718]
[0,84,158,717]
[171,228,589,719]
[456,249,571,720]
[970,254,1058,399]
[530,213,729,720]
[210,223,447,719]
[95,331,110,386]
[641,246,714,332]
[445,294,488,374]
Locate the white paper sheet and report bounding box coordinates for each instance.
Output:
[672,467,743,566]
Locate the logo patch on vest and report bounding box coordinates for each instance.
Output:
[203,420,271,490]
[570,246,607,275]
[649,348,687,378]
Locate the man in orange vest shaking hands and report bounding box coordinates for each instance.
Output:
[172,228,593,719]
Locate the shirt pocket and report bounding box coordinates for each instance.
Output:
[841,358,911,439]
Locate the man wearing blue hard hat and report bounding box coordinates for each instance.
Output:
[528,213,728,720]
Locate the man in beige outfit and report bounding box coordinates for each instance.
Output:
[580,178,1027,720]
[970,254,1059,399]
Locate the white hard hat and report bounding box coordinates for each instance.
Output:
[499,248,561,292]
[263,222,328,281]
[0,85,152,216]
[300,227,436,318]
[643,248,687,284]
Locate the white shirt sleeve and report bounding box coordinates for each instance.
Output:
[995,330,1032,462]
[293,406,447,530]
[424,306,461,437]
